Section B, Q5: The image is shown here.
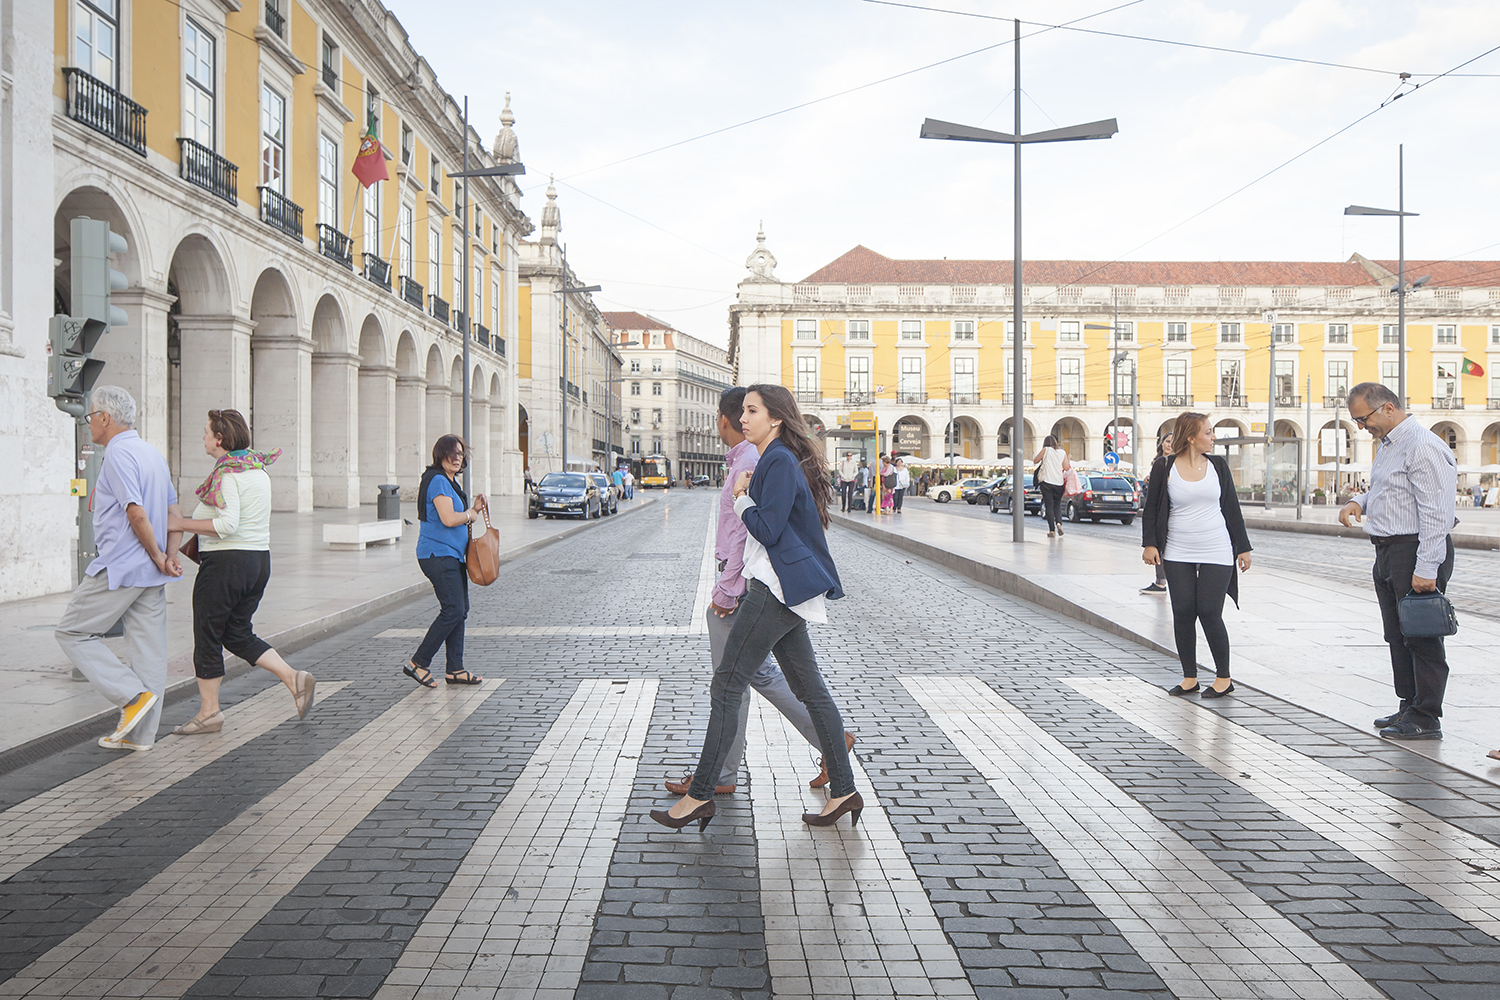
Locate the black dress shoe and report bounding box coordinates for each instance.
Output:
[1200,682,1235,699]
[802,792,863,828]
[1380,720,1442,740]
[1167,683,1200,696]
[649,800,717,830]
[1374,706,1409,729]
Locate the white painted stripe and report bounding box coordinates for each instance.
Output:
[688,500,717,633]
[377,626,694,638]
[903,675,1384,1000]
[0,680,351,883]
[376,678,656,1000]
[1069,674,1500,937]
[744,694,977,1000]
[0,684,494,1000]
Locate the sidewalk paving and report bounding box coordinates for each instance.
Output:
[834,501,1500,785]
[0,493,653,757]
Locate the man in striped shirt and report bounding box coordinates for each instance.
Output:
[1338,383,1457,741]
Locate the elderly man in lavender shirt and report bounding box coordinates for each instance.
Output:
[666,387,852,795]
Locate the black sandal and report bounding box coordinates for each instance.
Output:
[445,669,483,685]
[403,663,438,688]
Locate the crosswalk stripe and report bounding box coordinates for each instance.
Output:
[902,675,1384,1000]
[0,680,351,884]
[744,694,977,1000]
[375,678,656,1000]
[376,626,694,638]
[1069,674,1500,937]
[0,684,493,1000]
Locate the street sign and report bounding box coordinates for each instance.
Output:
[1103,451,1119,467]
[896,424,922,450]
[849,410,875,431]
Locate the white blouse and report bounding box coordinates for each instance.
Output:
[1162,462,1233,566]
[733,494,828,623]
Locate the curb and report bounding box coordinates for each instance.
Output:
[0,497,656,774]
[1240,514,1497,550]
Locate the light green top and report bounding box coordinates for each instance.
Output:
[193,467,272,551]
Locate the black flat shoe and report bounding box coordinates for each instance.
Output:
[1374,706,1408,729]
[445,670,483,685]
[403,663,437,688]
[802,792,864,828]
[649,800,716,830]
[1167,683,1200,696]
[1200,682,1235,699]
[1380,720,1442,741]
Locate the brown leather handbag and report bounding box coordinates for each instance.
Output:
[465,505,500,585]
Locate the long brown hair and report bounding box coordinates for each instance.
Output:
[746,383,833,527]
[1170,412,1209,458]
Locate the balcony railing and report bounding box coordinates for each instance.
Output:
[1432,396,1464,410]
[951,392,981,405]
[896,391,927,404]
[62,68,147,156]
[316,224,353,269]
[1162,394,1192,407]
[400,276,423,308]
[178,137,238,205]
[495,337,506,358]
[1324,395,1346,408]
[362,253,391,289]
[429,294,449,323]
[1489,398,1500,410]
[844,391,873,406]
[795,390,822,405]
[1056,392,1086,406]
[264,0,285,38]
[257,186,303,240]
[1274,394,1301,407]
[1217,394,1247,407]
[475,323,490,349]
[321,64,338,90]
[998,393,1030,405]
[453,309,467,334]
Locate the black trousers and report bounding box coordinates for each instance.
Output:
[1039,481,1065,531]
[893,487,905,511]
[840,479,856,511]
[192,549,273,679]
[414,556,469,673]
[1371,536,1454,727]
[1162,561,1234,679]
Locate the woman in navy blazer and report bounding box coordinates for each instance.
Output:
[651,384,862,832]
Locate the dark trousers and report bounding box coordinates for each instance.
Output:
[1040,481,1065,531]
[1372,537,1454,727]
[1162,561,1234,679]
[414,556,469,673]
[689,580,855,800]
[893,487,905,511]
[840,479,856,511]
[192,550,273,679]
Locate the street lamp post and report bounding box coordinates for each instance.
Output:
[921,17,1117,541]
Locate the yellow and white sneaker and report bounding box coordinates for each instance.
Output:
[109,691,158,743]
[98,734,152,752]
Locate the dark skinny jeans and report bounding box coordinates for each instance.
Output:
[1040,481,1065,531]
[1162,561,1234,679]
[413,556,468,673]
[689,580,856,800]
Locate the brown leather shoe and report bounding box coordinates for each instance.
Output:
[664,773,736,796]
[809,732,857,789]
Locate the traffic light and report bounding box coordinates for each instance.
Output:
[1103,430,1114,454]
[49,217,127,411]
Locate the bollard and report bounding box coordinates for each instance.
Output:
[377,484,401,521]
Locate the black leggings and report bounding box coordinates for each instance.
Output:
[1162,560,1234,679]
[1039,482,1065,531]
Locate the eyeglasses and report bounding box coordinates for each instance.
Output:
[1349,406,1381,428]
[85,410,104,422]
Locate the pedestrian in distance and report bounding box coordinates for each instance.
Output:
[651,384,859,832]
[612,465,625,500]
[55,386,182,752]
[1140,431,1174,594]
[402,435,486,688]
[1472,482,1485,508]
[879,454,897,511]
[838,451,858,512]
[623,469,635,498]
[894,458,910,512]
[1338,383,1457,740]
[167,409,314,734]
[1141,412,1252,699]
[1033,435,1072,537]
[664,387,853,799]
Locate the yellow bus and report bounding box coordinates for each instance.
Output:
[637,454,672,489]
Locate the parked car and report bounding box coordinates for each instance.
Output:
[587,472,619,515]
[690,474,712,487]
[966,476,1004,504]
[931,476,989,503]
[528,472,602,519]
[1063,472,1141,524]
[989,474,1042,515]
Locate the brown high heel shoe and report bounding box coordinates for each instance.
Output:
[809,732,857,789]
[649,800,716,831]
[802,792,863,828]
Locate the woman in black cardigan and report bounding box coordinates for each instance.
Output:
[1141,413,1252,698]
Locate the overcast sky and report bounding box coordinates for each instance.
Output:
[385,0,1500,348]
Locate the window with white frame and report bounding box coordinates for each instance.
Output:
[1436,324,1457,345]
[1382,324,1399,344]
[1004,357,1030,393]
[1274,359,1296,398]
[1059,358,1081,396]
[398,205,413,277]
[630,436,641,454]
[953,357,975,396]
[795,318,817,341]
[473,261,482,322]
[848,357,871,394]
[1059,320,1080,342]
[362,182,381,256]
[652,382,662,396]
[1272,323,1295,344]
[900,357,922,395]
[429,228,440,292]
[1327,360,1349,399]
[1220,323,1241,344]
[1166,359,1187,399]
[651,358,662,374]
[318,134,339,229]
[74,0,118,86]
[1166,322,1187,342]
[260,85,286,193]
[1437,363,1458,398]
[953,320,975,341]
[1115,321,1134,343]
[1493,374,1500,400]
[629,359,639,373]
[452,246,462,306]
[652,437,663,453]
[630,382,640,396]
[900,320,923,341]
[183,19,216,147]
[1381,361,1400,394]
[796,356,818,396]
[1219,359,1242,398]
[650,332,662,347]
[1114,363,1132,399]
[652,408,663,425]
[1005,320,1027,342]
[1327,323,1349,344]
[630,408,640,423]
[846,319,870,341]
[1492,325,1500,345]
[491,279,499,333]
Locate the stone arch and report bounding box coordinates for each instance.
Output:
[1429,420,1464,458]
[310,294,358,507]
[1154,418,1178,446]
[1481,422,1500,467]
[424,345,450,454]
[892,414,930,460]
[518,403,531,472]
[246,267,309,509]
[358,314,395,498]
[394,332,426,494]
[942,415,983,462]
[1050,416,1088,463]
[166,234,242,495]
[1272,418,1302,441]
[1213,417,1248,438]
[997,417,1037,462]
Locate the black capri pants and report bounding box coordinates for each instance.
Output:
[192,549,273,679]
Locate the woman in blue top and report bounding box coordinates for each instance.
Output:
[403,434,486,687]
[652,384,859,832]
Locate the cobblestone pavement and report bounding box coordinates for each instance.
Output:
[3,490,1499,999]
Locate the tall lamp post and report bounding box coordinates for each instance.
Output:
[921,17,1116,542]
[1344,145,1426,409]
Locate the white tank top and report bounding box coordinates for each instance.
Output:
[1037,447,1066,486]
[1162,462,1233,566]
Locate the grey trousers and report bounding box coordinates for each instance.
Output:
[55,572,168,745]
[707,604,819,785]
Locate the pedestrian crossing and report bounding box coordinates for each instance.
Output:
[2,670,1499,999]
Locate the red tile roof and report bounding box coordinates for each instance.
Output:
[799,245,1500,288]
[601,311,670,330]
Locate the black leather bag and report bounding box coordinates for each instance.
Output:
[1397,590,1459,638]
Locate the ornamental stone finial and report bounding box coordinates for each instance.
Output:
[745,223,777,281]
[492,92,519,163]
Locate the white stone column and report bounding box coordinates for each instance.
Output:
[396,375,427,499]
[312,351,361,508]
[103,287,175,456]
[470,397,491,496]
[426,384,453,453]
[251,333,314,511]
[358,364,397,499]
[490,394,505,493]
[178,314,255,498]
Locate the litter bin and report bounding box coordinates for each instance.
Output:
[377,484,401,521]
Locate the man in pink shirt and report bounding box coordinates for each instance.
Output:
[666,387,851,795]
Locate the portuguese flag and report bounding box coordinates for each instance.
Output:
[1461,357,1485,377]
[351,112,389,188]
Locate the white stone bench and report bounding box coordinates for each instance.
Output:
[323,520,402,551]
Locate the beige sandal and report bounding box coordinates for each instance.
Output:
[293,670,316,720]
[173,711,223,736]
